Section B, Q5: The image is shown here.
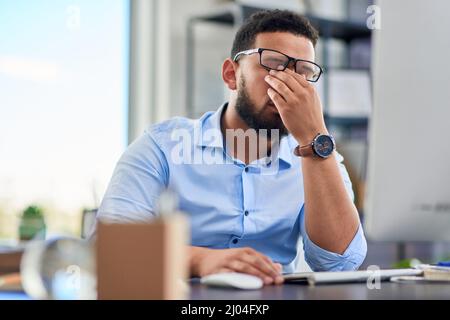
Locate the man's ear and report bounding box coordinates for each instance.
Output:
[222,58,238,91]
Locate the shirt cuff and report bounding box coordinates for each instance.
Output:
[301,212,367,271]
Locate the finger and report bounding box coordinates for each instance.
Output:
[259,255,282,275]
[244,248,279,276]
[240,252,280,280]
[267,88,287,110]
[284,67,310,88]
[228,260,274,285]
[249,254,284,285]
[275,275,284,285]
[273,263,284,285]
[217,267,234,273]
[269,69,303,93]
[264,75,293,101]
[241,248,284,284]
[262,259,284,285]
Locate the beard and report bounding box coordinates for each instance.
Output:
[234,77,289,139]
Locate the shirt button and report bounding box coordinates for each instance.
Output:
[232,239,238,244]
[244,167,249,173]
[244,210,249,216]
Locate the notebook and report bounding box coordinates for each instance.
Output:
[283,269,423,285]
[417,264,450,282]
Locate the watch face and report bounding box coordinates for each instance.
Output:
[313,135,335,158]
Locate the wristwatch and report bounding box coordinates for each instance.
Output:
[294,133,336,159]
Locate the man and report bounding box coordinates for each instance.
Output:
[93,10,367,286]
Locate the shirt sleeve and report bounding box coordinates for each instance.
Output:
[300,151,368,271]
[88,129,169,238]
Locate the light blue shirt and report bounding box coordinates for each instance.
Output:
[94,103,367,273]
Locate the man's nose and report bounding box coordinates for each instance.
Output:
[285,60,296,71]
[277,61,295,72]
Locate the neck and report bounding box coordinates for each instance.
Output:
[221,100,273,165]
[221,100,249,133]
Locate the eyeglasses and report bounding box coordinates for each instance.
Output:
[233,48,323,82]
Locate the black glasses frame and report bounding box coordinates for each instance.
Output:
[233,47,323,83]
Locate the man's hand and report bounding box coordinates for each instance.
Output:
[265,67,328,145]
[189,246,284,285]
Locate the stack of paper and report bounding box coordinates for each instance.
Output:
[419,265,450,282]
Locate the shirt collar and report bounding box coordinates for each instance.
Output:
[195,102,295,168]
[195,103,226,149]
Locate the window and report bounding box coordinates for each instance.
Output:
[0,0,129,237]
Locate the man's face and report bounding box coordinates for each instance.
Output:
[234,32,316,138]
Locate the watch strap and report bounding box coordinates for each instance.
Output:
[294,143,315,157]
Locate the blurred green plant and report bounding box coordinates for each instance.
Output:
[391,258,422,269]
[18,205,46,241]
[392,255,450,268]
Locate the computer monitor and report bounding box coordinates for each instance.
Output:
[364,0,450,241]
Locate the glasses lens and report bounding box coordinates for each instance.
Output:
[296,60,321,82]
[260,50,289,71]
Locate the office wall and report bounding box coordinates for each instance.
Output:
[169,1,235,118]
[128,0,232,142]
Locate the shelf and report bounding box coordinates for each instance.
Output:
[324,115,369,127]
[186,4,373,121]
[307,15,371,42]
[190,4,371,42]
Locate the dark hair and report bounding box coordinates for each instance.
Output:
[231,9,319,59]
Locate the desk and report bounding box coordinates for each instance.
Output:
[2,281,450,300]
[189,279,450,300]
